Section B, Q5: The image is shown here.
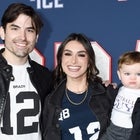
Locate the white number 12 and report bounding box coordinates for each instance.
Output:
[69,122,100,140]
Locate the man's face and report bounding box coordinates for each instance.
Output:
[0,14,38,64]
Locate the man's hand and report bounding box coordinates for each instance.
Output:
[103,80,117,89]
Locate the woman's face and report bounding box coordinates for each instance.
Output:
[61,40,89,80]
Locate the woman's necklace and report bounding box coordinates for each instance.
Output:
[65,88,88,105]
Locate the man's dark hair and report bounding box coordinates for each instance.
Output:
[1,3,43,34]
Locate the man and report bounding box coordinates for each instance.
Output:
[0,3,51,140]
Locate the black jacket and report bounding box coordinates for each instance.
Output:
[42,79,117,140]
[129,98,140,140]
[0,48,52,129]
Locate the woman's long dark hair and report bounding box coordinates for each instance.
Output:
[53,33,102,88]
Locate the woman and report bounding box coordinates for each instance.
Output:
[42,33,116,140]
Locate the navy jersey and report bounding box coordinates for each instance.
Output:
[59,87,100,140]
